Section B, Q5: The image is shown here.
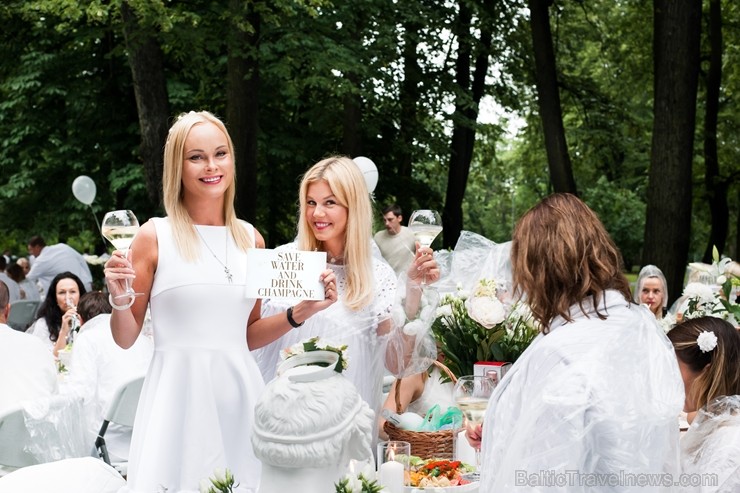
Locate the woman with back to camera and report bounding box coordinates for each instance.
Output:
[104,111,336,493]
[254,156,439,437]
[27,271,86,357]
[667,316,740,492]
[470,193,683,492]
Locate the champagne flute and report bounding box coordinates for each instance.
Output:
[101,210,143,300]
[454,374,497,481]
[408,209,442,285]
[65,294,80,343]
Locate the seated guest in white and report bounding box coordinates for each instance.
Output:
[63,291,153,463]
[5,262,41,302]
[15,257,30,276]
[0,281,58,415]
[27,271,86,357]
[0,257,22,303]
[379,362,455,440]
[251,351,375,493]
[470,194,684,492]
[26,235,93,297]
[633,264,668,319]
[667,317,740,492]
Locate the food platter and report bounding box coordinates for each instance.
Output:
[405,481,479,492]
[404,457,478,492]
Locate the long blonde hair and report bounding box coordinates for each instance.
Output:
[297,156,373,310]
[162,111,253,260]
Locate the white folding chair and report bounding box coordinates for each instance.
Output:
[0,457,126,492]
[6,300,40,332]
[95,376,144,467]
[0,406,37,469]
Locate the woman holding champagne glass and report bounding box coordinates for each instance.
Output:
[27,271,86,357]
[254,156,441,439]
[103,111,337,493]
[470,194,684,492]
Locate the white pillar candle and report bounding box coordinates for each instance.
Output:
[378,459,404,493]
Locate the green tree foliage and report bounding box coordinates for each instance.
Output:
[0,0,737,281]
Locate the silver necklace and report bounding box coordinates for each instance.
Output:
[195,227,233,283]
[327,250,344,264]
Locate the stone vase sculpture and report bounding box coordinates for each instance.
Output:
[252,350,375,493]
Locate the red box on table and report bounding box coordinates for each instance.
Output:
[473,361,511,385]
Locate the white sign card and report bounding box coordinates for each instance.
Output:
[245,248,327,300]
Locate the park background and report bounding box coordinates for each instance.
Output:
[0,0,737,306]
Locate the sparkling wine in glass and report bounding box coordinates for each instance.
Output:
[102,210,143,300]
[454,374,497,481]
[408,209,443,249]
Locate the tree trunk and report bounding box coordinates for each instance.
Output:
[702,0,727,263]
[342,11,362,158]
[528,0,577,194]
[120,1,170,213]
[442,0,493,248]
[644,0,701,306]
[396,18,423,218]
[342,74,362,158]
[227,1,260,223]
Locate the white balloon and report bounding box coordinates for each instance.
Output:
[352,156,379,193]
[72,175,96,205]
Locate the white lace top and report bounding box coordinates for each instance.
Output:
[254,242,397,419]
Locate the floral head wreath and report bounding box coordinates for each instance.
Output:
[279,336,349,375]
[696,331,718,353]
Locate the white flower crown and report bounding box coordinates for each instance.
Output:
[279,336,349,373]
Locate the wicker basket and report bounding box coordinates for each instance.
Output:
[383,361,459,459]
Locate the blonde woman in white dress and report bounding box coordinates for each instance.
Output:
[254,156,440,439]
[104,111,337,493]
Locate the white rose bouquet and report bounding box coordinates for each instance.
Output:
[432,279,538,379]
[466,279,506,328]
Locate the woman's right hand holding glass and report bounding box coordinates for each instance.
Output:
[60,306,78,333]
[104,249,136,300]
[465,422,483,449]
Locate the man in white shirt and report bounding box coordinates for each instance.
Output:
[63,291,153,462]
[26,235,93,297]
[373,204,417,276]
[0,281,58,415]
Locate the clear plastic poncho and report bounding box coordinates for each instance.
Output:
[679,395,740,493]
[479,291,684,492]
[253,242,438,437]
[435,231,512,298]
[18,393,90,464]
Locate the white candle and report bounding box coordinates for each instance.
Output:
[379,459,404,493]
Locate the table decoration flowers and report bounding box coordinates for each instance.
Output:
[335,471,385,492]
[199,468,237,493]
[431,280,538,379]
[677,247,740,327]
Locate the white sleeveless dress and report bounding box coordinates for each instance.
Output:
[121,218,264,493]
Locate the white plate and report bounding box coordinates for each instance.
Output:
[405,481,479,492]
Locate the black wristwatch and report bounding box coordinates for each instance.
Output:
[286,306,304,328]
